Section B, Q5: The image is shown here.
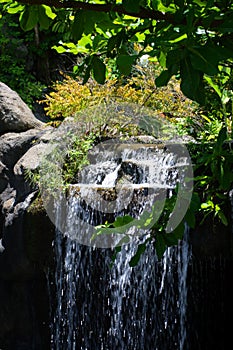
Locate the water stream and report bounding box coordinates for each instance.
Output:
[47,142,192,350]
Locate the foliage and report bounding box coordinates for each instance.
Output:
[94,126,233,263]
[25,102,149,191]
[193,127,233,225]
[41,63,198,123]
[94,189,200,263]
[1,0,232,107]
[2,0,232,264]
[0,8,46,107]
[62,132,97,184]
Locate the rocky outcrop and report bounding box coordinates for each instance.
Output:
[0,83,54,349]
[0,82,45,134]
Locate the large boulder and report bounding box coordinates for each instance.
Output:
[0,81,45,134]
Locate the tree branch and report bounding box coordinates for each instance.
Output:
[16,0,224,28]
[15,0,174,22]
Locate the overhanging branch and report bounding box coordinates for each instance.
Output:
[15,0,224,28]
[15,0,175,22]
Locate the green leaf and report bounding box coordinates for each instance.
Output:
[216,127,227,148]
[180,57,205,104]
[72,10,85,41]
[155,69,173,87]
[184,208,195,228]
[20,6,38,31]
[92,56,106,84]
[190,192,201,212]
[154,235,167,260]
[7,3,24,14]
[38,6,50,30]
[151,0,159,10]
[43,5,56,20]
[116,54,137,75]
[190,51,218,76]
[52,45,67,54]
[166,48,187,68]
[189,44,233,77]
[161,0,173,7]
[218,210,228,226]
[83,64,91,84]
[113,215,134,227]
[107,30,126,53]
[204,75,222,98]
[129,242,147,267]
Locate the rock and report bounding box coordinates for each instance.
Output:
[0,84,52,349]
[0,81,45,134]
[14,142,54,176]
[0,239,5,253]
[0,129,42,170]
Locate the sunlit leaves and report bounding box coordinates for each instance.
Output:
[5,2,24,14]
[2,0,233,105]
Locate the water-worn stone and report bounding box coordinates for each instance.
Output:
[14,141,56,176]
[0,81,45,134]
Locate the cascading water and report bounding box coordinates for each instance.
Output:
[47,142,193,350]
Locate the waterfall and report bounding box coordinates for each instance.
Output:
[46,141,193,350]
[48,229,191,349]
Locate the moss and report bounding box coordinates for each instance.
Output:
[27,194,45,215]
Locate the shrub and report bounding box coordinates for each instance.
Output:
[41,62,198,124]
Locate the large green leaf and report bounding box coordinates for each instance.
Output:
[7,3,25,14]
[180,57,205,104]
[92,55,106,84]
[43,5,56,20]
[154,235,167,260]
[116,54,137,75]
[166,48,187,68]
[107,30,126,53]
[72,10,85,41]
[20,6,38,31]
[38,5,50,30]
[190,44,233,76]
[155,64,179,87]
[113,215,134,227]
[155,69,172,87]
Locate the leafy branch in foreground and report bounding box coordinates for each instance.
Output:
[1,0,233,105]
[94,191,200,265]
